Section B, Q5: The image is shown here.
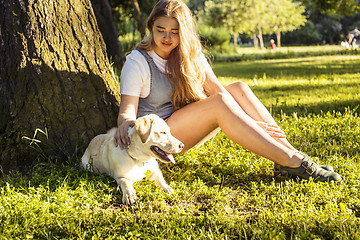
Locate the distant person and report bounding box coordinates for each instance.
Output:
[348,27,360,45]
[237,36,242,45]
[270,39,276,49]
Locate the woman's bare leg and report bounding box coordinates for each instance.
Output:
[166,92,303,167]
[225,82,296,151]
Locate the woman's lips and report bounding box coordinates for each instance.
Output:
[162,42,172,47]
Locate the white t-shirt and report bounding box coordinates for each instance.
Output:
[120,50,212,98]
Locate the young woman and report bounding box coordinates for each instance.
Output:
[114,0,341,183]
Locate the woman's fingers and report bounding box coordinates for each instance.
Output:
[268,131,287,138]
[121,127,130,147]
[114,120,135,149]
[113,128,125,149]
[256,121,286,138]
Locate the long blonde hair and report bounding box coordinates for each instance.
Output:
[136,0,206,110]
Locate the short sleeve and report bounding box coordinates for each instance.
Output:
[120,51,150,98]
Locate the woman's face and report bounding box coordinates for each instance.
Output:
[152,16,180,59]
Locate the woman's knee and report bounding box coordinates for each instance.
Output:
[226,81,252,94]
[212,92,237,109]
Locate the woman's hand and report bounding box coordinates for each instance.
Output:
[114,94,139,149]
[114,120,135,149]
[256,121,286,138]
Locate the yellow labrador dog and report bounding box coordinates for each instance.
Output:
[82,114,184,205]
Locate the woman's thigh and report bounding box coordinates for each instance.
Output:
[166,94,224,151]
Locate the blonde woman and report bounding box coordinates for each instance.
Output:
[114,0,341,183]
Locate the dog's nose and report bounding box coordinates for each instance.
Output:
[179,142,184,150]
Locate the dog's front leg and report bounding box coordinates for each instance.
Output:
[149,170,174,194]
[116,178,137,205]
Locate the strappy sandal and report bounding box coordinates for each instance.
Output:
[274,152,334,174]
[274,154,342,183]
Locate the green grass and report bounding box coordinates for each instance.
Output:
[213,54,360,116]
[209,45,360,62]
[1,49,360,239]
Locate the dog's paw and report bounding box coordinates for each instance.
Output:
[122,190,137,205]
[161,184,174,194]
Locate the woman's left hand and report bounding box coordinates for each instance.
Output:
[256,121,286,138]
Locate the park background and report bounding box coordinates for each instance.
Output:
[0,0,360,239]
[116,0,360,62]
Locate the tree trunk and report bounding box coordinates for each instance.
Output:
[0,0,120,172]
[252,32,259,48]
[91,0,124,69]
[276,30,281,48]
[131,0,146,39]
[257,27,264,49]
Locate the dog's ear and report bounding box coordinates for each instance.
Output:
[134,116,154,143]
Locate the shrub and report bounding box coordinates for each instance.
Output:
[282,20,322,45]
[198,25,231,52]
[118,32,141,55]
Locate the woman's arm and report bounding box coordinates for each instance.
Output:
[203,67,227,96]
[114,94,140,149]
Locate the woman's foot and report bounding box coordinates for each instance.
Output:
[274,152,334,173]
[274,154,342,183]
[298,152,334,171]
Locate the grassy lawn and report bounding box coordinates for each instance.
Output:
[210,44,360,62]
[1,49,360,239]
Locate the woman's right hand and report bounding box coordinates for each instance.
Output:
[114,119,135,149]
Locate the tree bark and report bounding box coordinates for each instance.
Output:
[252,32,259,48]
[276,30,282,48]
[91,0,124,69]
[257,26,264,49]
[131,0,146,39]
[0,0,120,172]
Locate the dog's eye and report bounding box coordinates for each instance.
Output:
[160,131,167,135]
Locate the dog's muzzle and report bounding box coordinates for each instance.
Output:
[150,143,183,164]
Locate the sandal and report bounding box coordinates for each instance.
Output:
[275,154,342,183]
[274,152,334,174]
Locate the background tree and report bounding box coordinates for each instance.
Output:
[112,0,157,54]
[315,13,343,44]
[200,0,306,49]
[0,0,120,172]
[91,0,124,69]
[282,20,321,45]
[302,0,360,16]
[267,0,307,47]
[242,0,268,48]
[200,0,246,46]
[131,0,146,39]
[183,0,207,13]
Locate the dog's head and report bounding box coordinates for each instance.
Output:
[129,114,184,164]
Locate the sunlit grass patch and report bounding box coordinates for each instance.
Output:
[1,53,359,239]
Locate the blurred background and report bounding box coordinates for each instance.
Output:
[92,0,360,68]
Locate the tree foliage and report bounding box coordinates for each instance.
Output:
[267,0,307,47]
[200,0,306,48]
[302,0,360,16]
